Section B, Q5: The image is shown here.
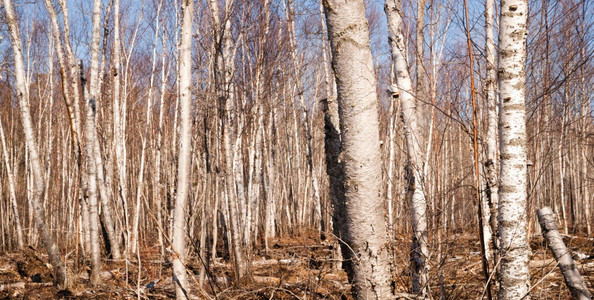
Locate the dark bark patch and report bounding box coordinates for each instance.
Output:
[498,67,516,79]
[508,137,524,146]
[512,80,525,91]
[500,184,518,194]
[504,103,525,112]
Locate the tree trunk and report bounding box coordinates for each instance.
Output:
[172,0,194,298]
[497,0,531,298]
[2,0,70,289]
[484,0,500,274]
[385,0,430,295]
[208,0,248,280]
[84,0,106,285]
[323,1,394,298]
[111,0,130,256]
[153,15,169,258]
[42,0,82,152]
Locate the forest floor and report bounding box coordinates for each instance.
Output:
[1,229,593,299]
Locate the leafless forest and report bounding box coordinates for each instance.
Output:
[0,0,592,299]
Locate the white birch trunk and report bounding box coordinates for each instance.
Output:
[84,83,101,285]
[558,107,568,234]
[385,0,430,295]
[497,0,531,298]
[484,0,500,268]
[323,1,394,297]
[93,134,121,259]
[57,0,82,133]
[111,0,130,256]
[84,0,105,285]
[581,113,591,235]
[172,1,194,298]
[322,96,347,270]
[208,0,247,280]
[2,0,70,288]
[78,6,121,259]
[153,18,169,258]
[579,33,591,234]
[264,108,277,248]
[386,85,399,239]
[81,195,90,255]
[56,1,88,256]
[247,105,264,246]
[42,0,82,151]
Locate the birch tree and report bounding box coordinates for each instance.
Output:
[42,0,81,151]
[208,0,247,280]
[153,7,169,258]
[497,0,531,298]
[484,0,499,269]
[111,0,130,256]
[2,0,70,289]
[385,0,429,295]
[172,0,194,298]
[83,0,106,284]
[323,0,394,297]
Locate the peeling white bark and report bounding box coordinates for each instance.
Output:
[497,0,531,298]
[111,0,130,257]
[323,0,394,298]
[484,0,499,272]
[172,1,194,298]
[85,0,105,285]
[385,0,429,295]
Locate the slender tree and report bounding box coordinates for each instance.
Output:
[208,0,247,280]
[463,0,492,297]
[2,0,70,289]
[111,0,130,256]
[385,0,429,295]
[484,0,499,270]
[172,0,194,298]
[83,0,106,284]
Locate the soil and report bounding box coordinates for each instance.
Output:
[1,231,592,299]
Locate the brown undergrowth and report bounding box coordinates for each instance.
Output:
[1,230,592,299]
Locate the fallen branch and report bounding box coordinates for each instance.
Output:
[537,206,592,300]
[0,282,53,291]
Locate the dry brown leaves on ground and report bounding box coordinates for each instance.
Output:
[1,231,593,299]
